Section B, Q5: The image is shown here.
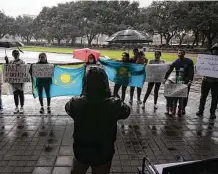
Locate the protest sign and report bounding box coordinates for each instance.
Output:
[196,54,218,78]
[32,64,54,78]
[3,64,31,83]
[164,84,188,98]
[145,64,170,82]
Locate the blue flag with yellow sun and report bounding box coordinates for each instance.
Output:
[99,58,146,88]
[32,65,85,98]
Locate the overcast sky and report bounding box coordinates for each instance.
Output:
[1,0,154,17]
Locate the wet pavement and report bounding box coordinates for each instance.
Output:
[0,50,217,173]
[0,76,217,174]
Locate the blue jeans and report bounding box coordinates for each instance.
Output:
[0,89,3,110]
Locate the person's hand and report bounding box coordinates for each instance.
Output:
[5,56,8,61]
[188,81,192,86]
[163,79,167,84]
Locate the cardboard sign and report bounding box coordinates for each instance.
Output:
[3,64,31,83]
[164,84,188,98]
[145,64,170,82]
[196,54,218,78]
[32,64,54,78]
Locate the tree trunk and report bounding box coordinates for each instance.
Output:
[207,36,213,49]
[88,38,92,48]
[0,34,5,39]
[179,34,186,46]
[96,34,100,47]
[160,34,163,45]
[87,34,96,48]
[71,37,76,46]
[201,34,206,46]
[47,39,51,44]
[57,39,61,45]
[192,31,199,48]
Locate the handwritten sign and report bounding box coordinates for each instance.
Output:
[145,64,170,82]
[164,84,188,98]
[32,64,54,78]
[196,54,218,78]
[3,64,31,83]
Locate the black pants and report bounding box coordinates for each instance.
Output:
[130,87,141,101]
[113,84,127,101]
[173,98,184,110]
[13,90,24,107]
[38,84,51,107]
[182,85,191,109]
[199,80,218,114]
[166,97,174,108]
[143,82,161,104]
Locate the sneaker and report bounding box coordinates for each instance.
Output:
[142,103,145,110]
[19,107,24,114]
[14,107,19,114]
[40,107,44,114]
[196,110,203,117]
[154,104,158,109]
[182,109,186,115]
[177,110,183,117]
[0,109,3,114]
[210,113,216,119]
[137,100,142,105]
[129,100,133,105]
[47,107,51,114]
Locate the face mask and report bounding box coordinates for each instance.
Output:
[40,57,46,62]
[13,55,19,60]
[89,59,94,63]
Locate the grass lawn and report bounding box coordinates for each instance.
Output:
[23,46,197,63]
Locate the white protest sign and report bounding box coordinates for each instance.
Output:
[32,64,54,78]
[3,64,31,83]
[164,84,188,98]
[196,54,218,78]
[145,64,170,82]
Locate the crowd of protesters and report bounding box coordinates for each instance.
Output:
[0,45,217,174]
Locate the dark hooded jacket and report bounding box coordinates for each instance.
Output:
[65,67,130,165]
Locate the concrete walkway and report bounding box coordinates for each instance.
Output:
[0,79,217,174]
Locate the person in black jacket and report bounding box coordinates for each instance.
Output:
[196,45,218,119]
[30,53,52,114]
[65,67,130,174]
[163,50,194,116]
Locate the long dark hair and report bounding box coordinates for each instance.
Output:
[82,67,111,100]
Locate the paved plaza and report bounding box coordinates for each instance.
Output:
[0,78,217,174]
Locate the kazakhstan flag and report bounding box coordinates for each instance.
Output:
[99,58,146,88]
[32,65,85,98]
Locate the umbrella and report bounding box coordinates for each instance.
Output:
[0,41,24,56]
[106,29,153,43]
[73,48,101,62]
